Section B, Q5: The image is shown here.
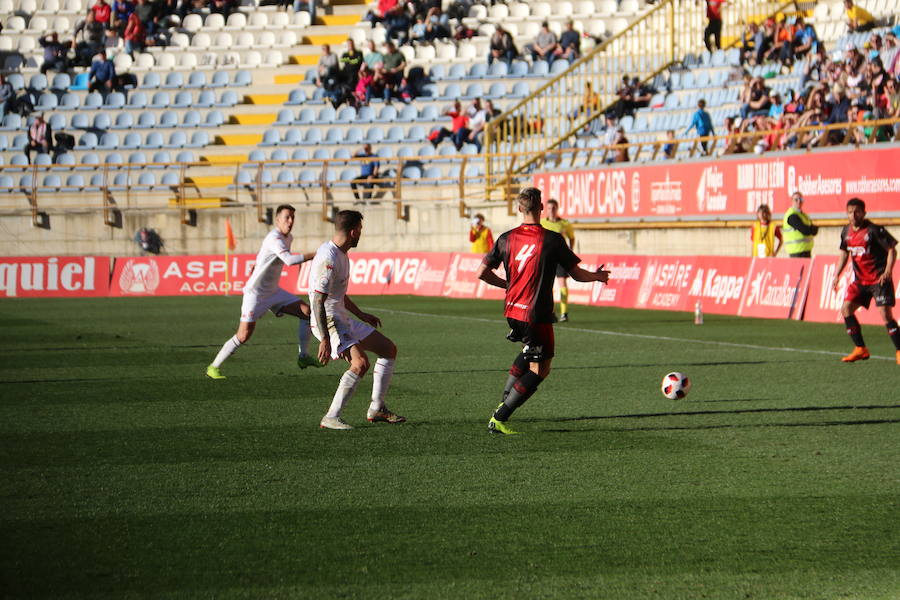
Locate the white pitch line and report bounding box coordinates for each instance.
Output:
[376,308,895,362]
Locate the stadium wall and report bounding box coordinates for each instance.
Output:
[1,252,892,326]
[2,145,898,257]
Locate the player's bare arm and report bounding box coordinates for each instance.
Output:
[569,264,611,283]
[344,295,381,327]
[832,250,850,290]
[881,246,897,286]
[476,263,507,289]
[311,290,331,365]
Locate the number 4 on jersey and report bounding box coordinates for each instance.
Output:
[515,244,536,271]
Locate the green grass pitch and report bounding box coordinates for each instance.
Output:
[2,295,899,599]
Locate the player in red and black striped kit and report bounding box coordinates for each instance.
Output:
[476,187,611,434]
[830,197,900,364]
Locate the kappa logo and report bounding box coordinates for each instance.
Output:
[119,259,160,294]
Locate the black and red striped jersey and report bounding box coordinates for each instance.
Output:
[840,220,897,285]
[484,223,579,323]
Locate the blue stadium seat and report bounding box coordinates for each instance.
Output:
[210,71,229,88]
[59,92,80,110]
[274,169,294,188]
[0,175,14,189]
[283,128,302,146]
[158,111,178,128]
[98,132,119,149]
[163,72,185,89]
[511,81,530,98]
[418,105,439,121]
[438,83,461,101]
[233,170,253,186]
[70,72,89,91]
[104,92,125,108]
[77,152,99,170]
[296,107,316,124]
[145,132,164,149]
[182,111,201,127]
[385,126,403,143]
[171,91,192,108]
[488,62,508,77]
[447,64,466,79]
[128,151,147,164]
[398,104,418,122]
[8,153,28,171]
[78,132,98,149]
[404,125,425,143]
[323,128,342,145]
[166,131,187,149]
[29,73,48,93]
[466,63,487,79]
[142,72,161,88]
[34,153,53,167]
[86,173,104,190]
[136,112,156,129]
[196,90,216,108]
[333,147,351,160]
[487,82,506,99]
[338,168,357,184]
[216,90,238,107]
[291,148,309,161]
[429,64,446,80]
[365,127,384,143]
[187,72,207,88]
[303,68,317,84]
[55,152,76,170]
[422,166,442,181]
[297,169,317,186]
[377,146,395,159]
[18,174,34,190]
[317,106,336,123]
[149,91,170,109]
[335,106,356,123]
[260,129,280,146]
[36,93,58,110]
[11,134,27,150]
[311,147,329,162]
[186,131,209,148]
[420,83,439,98]
[530,60,549,76]
[275,108,294,125]
[0,113,21,131]
[93,112,111,130]
[110,172,130,191]
[550,59,569,75]
[375,105,398,123]
[205,111,225,127]
[175,150,195,163]
[134,172,156,190]
[286,88,307,105]
[343,127,363,144]
[122,132,142,149]
[269,148,289,164]
[151,150,171,166]
[128,91,148,108]
[462,83,483,100]
[161,172,180,186]
[303,127,323,145]
[48,113,66,131]
[401,166,422,180]
[41,174,62,189]
[233,70,251,86]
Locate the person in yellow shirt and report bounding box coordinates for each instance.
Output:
[541,199,576,321]
[844,0,875,32]
[750,204,783,257]
[469,213,494,253]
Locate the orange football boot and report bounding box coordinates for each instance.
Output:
[841,346,870,362]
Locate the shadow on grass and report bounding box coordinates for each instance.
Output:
[544,417,900,434]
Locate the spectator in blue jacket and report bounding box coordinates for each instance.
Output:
[88,51,116,95]
[684,98,715,154]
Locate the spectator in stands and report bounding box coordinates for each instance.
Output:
[685,98,714,155]
[601,113,618,146]
[767,93,785,119]
[112,0,133,33]
[703,0,724,53]
[453,22,475,42]
[723,116,751,154]
[844,0,875,33]
[410,16,428,45]
[316,44,339,87]
[555,20,581,65]
[350,144,379,202]
[365,0,398,29]
[740,22,763,66]
[363,40,383,70]
[425,5,450,41]
[751,204,782,257]
[381,41,406,103]
[489,25,518,67]
[91,0,112,27]
[631,76,656,110]
[790,17,817,64]
[292,0,316,23]
[570,80,600,122]
[135,227,164,255]
[340,39,363,89]
[881,76,900,136]
[808,83,852,147]
[88,50,116,95]
[661,129,677,159]
[25,114,53,164]
[466,98,487,152]
[525,21,558,66]
[124,11,146,56]
[354,63,375,106]
[0,75,13,118]
[740,77,771,120]
[385,4,411,45]
[39,32,71,75]
[607,127,629,163]
[133,0,155,34]
[803,44,829,87]
[430,100,469,150]
[469,214,493,253]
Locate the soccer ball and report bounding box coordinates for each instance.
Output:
[661,372,691,400]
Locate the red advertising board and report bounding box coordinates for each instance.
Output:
[631,255,750,315]
[802,255,900,325]
[0,256,110,298]
[739,257,812,320]
[441,252,505,300]
[288,252,454,297]
[585,254,648,309]
[110,254,267,296]
[533,146,900,221]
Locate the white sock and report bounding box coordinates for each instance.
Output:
[298,319,311,357]
[369,358,395,412]
[326,370,361,418]
[212,335,241,368]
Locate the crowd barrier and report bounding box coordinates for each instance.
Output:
[1,252,892,326]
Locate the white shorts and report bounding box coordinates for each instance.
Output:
[240,288,301,323]
[311,316,375,359]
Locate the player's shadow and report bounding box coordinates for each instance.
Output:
[544,417,900,434]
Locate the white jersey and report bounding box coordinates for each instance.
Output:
[244,229,306,296]
[308,241,352,331]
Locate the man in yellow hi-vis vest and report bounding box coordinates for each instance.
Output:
[782,192,818,257]
[541,199,576,322]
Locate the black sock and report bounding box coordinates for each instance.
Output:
[844,315,865,347]
[494,371,543,422]
[886,320,900,351]
[501,353,530,402]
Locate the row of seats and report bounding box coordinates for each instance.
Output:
[1,110,226,136]
[5,150,197,168]
[74,130,211,150]
[14,89,240,113]
[7,70,251,94]
[5,171,183,191]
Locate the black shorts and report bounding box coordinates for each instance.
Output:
[506,318,555,362]
[846,280,895,309]
[554,264,569,278]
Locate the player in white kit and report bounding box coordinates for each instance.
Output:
[207,204,321,379]
[309,210,405,430]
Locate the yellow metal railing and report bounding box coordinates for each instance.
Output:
[483,0,807,198]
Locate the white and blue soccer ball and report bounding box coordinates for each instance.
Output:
[661,372,691,400]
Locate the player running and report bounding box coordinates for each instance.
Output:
[206,204,321,379]
[309,210,405,430]
[476,187,610,435]
[540,198,576,322]
[830,197,900,364]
